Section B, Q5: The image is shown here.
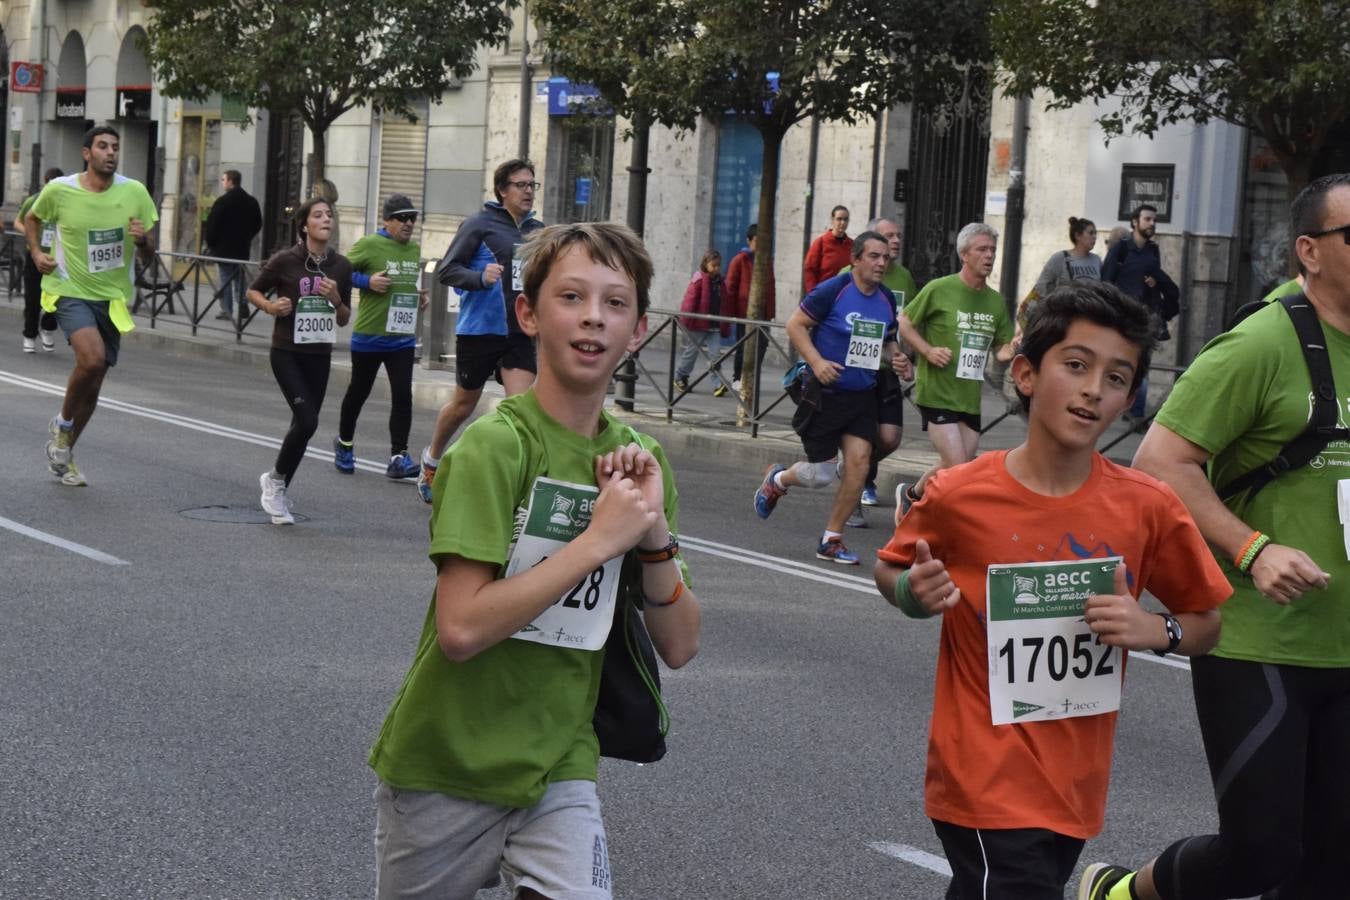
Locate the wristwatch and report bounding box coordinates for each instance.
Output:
[1152,613,1183,656]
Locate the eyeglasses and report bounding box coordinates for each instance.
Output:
[1304,223,1350,244]
[508,180,541,191]
[390,213,418,223]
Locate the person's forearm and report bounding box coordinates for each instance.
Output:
[1134,449,1252,560]
[23,214,43,258]
[1173,610,1221,656]
[640,556,700,668]
[896,316,930,357]
[436,536,613,662]
[785,318,821,366]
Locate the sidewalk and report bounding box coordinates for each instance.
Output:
[0,291,1151,495]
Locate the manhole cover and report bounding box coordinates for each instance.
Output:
[178,505,309,524]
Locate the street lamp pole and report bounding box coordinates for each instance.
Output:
[517,0,531,158]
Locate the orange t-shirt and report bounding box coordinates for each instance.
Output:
[877,451,1231,838]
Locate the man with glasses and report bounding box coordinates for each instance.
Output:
[333,194,428,480]
[417,159,545,503]
[1082,173,1350,900]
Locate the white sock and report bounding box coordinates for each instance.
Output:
[56,414,74,429]
[772,471,786,490]
[822,530,842,543]
[422,447,438,467]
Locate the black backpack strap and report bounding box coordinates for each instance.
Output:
[1219,294,1348,501]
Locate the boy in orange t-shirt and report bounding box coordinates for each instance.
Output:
[873,282,1231,898]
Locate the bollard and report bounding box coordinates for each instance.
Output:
[423,262,455,371]
[613,356,637,411]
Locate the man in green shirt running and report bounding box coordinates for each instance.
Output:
[25,125,158,486]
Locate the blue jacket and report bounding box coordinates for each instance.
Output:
[436,201,544,335]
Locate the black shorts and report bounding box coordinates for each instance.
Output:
[791,385,878,463]
[454,332,537,390]
[918,404,980,432]
[877,369,904,427]
[933,820,1084,899]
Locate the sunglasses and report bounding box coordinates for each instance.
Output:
[1304,223,1350,244]
[390,213,418,223]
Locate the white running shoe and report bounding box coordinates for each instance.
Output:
[40,329,57,351]
[259,472,295,525]
[46,417,73,476]
[60,460,87,487]
[23,336,36,353]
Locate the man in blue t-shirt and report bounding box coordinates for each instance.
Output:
[753,232,902,565]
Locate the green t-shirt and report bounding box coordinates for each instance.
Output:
[1155,301,1350,666]
[18,193,56,252]
[368,390,687,808]
[32,174,158,304]
[347,232,423,337]
[904,273,1013,415]
[839,263,919,310]
[1262,278,1302,303]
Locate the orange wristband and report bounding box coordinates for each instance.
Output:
[646,579,684,608]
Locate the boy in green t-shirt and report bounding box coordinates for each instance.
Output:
[369,223,701,900]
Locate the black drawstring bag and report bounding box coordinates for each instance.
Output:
[593,552,669,762]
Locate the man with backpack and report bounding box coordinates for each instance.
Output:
[1102,204,1179,418]
[1080,173,1350,900]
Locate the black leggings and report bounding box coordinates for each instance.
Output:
[1153,654,1350,899]
[22,256,58,338]
[270,348,331,484]
[338,347,414,456]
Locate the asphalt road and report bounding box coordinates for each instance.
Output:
[0,337,1222,899]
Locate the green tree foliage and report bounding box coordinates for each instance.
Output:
[536,0,988,414]
[143,0,515,179]
[993,0,1350,196]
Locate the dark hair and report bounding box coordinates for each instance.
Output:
[1068,216,1095,243]
[82,125,120,149]
[830,205,849,219]
[1130,204,1157,225]
[1292,173,1350,238]
[745,223,758,241]
[42,167,64,183]
[223,169,242,189]
[493,158,535,202]
[852,230,887,259]
[1015,281,1155,414]
[292,196,332,241]
[520,222,654,316]
[699,248,722,273]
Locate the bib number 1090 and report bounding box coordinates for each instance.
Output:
[996,632,1115,684]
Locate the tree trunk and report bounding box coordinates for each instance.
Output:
[737,126,783,427]
[309,126,327,185]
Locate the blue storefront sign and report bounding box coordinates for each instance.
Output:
[547,77,611,117]
[575,177,592,205]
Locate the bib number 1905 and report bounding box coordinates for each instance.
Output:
[996,633,1115,684]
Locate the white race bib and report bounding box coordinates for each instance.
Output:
[511,244,525,293]
[845,318,885,370]
[86,228,125,274]
[385,292,418,334]
[504,476,623,651]
[293,295,337,344]
[956,331,992,380]
[986,557,1124,725]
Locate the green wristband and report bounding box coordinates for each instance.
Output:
[892,570,932,619]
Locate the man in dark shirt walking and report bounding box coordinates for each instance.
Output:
[1102,203,1178,418]
[204,169,263,321]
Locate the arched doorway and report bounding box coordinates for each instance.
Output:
[53,31,91,173]
[115,27,156,193]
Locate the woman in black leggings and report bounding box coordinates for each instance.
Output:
[247,197,352,524]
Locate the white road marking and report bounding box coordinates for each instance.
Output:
[867,841,952,877]
[0,514,130,566]
[0,369,1198,669]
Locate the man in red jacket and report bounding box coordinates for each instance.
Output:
[803,205,852,293]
